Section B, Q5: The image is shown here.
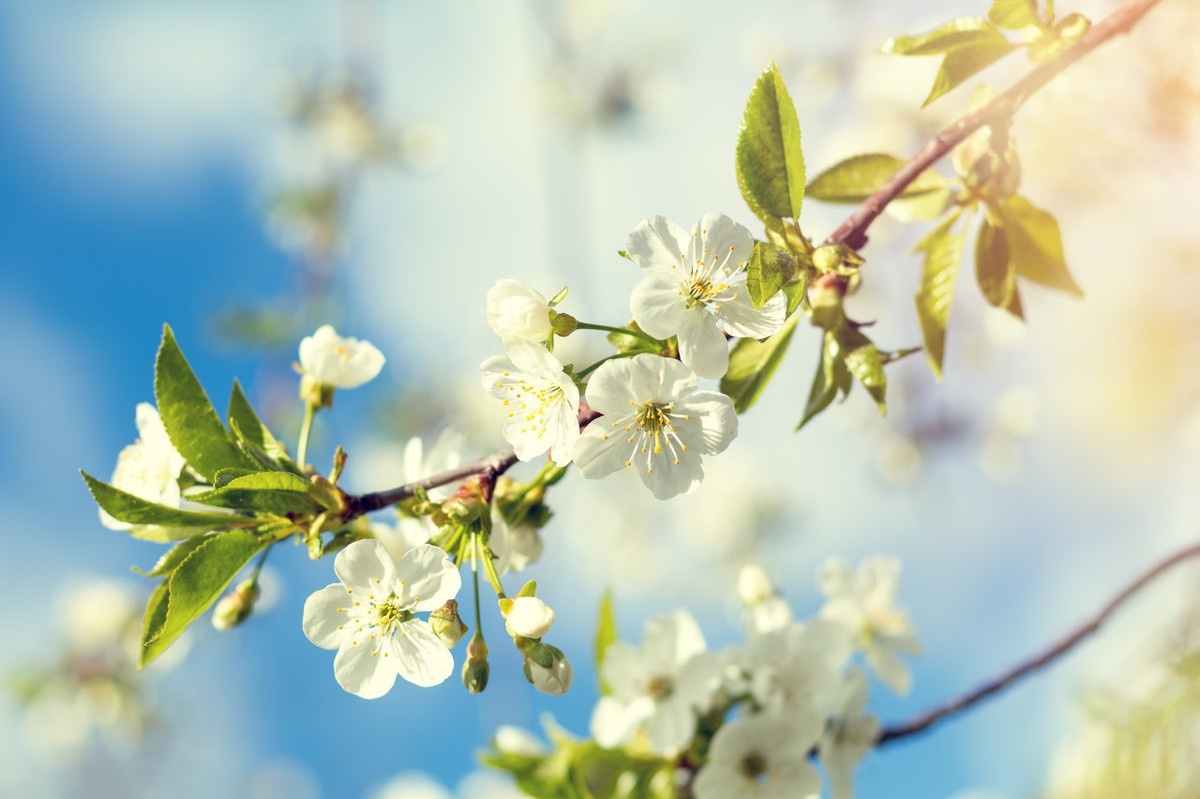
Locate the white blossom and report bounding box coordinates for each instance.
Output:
[504,596,556,639]
[486,279,554,344]
[819,667,880,799]
[590,610,723,755]
[737,563,793,638]
[100,403,187,531]
[298,324,386,389]
[573,354,736,499]
[738,619,853,720]
[480,339,580,464]
[626,211,786,379]
[303,539,461,697]
[490,507,544,575]
[692,711,822,799]
[819,556,921,694]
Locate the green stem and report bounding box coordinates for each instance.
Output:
[296,402,317,469]
[250,544,273,584]
[574,321,662,347]
[471,532,484,636]
[577,350,639,379]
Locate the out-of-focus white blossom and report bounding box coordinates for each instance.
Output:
[100,403,187,531]
[819,667,880,799]
[298,324,386,390]
[692,711,822,799]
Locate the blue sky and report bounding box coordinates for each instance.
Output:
[1,1,1198,798]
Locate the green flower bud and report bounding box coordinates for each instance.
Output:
[299,374,336,409]
[550,311,577,337]
[212,579,261,631]
[522,643,573,696]
[807,273,845,331]
[462,636,490,694]
[429,599,469,648]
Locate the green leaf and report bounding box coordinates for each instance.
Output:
[736,63,806,225]
[745,241,799,308]
[82,471,248,536]
[989,0,1041,29]
[923,35,1018,107]
[884,18,1002,55]
[721,314,799,414]
[595,589,617,696]
[782,268,810,316]
[838,325,887,413]
[797,331,851,430]
[997,195,1082,296]
[806,153,947,203]
[141,530,264,667]
[914,211,967,380]
[133,536,212,577]
[186,471,317,516]
[975,214,1024,319]
[155,326,256,480]
[887,187,954,221]
[227,381,289,459]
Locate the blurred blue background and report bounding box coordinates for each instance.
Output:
[1,1,1197,797]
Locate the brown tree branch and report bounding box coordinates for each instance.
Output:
[825,0,1165,251]
[877,540,1200,746]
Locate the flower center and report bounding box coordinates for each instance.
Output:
[739,751,768,781]
[624,401,689,474]
[683,241,740,309]
[371,594,415,636]
[647,674,674,700]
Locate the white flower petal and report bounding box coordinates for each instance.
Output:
[640,448,704,499]
[681,392,738,454]
[573,425,636,479]
[719,291,787,340]
[394,544,461,612]
[626,215,690,275]
[299,325,385,389]
[302,583,352,650]
[676,308,729,379]
[390,620,454,687]
[630,273,686,340]
[334,539,394,588]
[334,636,398,699]
[486,279,553,343]
[867,644,912,695]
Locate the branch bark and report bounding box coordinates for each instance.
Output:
[877,540,1200,746]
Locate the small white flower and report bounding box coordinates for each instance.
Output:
[737,564,793,638]
[299,324,386,389]
[573,354,737,499]
[486,279,554,344]
[693,712,823,799]
[480,339,580,464]
[101,403,187,531]
[738,619,853,720]
[819,556,921,695]
[505,596,556,639]
[303,539,461,697]
[626,211,786,379]
[590,610,723,755]
[819,667,880,799]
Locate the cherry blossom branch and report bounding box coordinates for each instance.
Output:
[340,0,1165,521]
[825,0,1165,251]
[341,408,601,520]
[876,539,1200,746]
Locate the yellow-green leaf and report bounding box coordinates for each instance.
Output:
[806,153,947,203]
[976,214,1024,319]
[914,210,966,380]
[989,0,1041,29]
[736,63,806,225]
[923,35,1018,107]
[745,241,800,308]
[82,471,249,534]
[721,314,799,414]
[997,195,1082,296]
[884,18,1000,55]
[839,325,887,413]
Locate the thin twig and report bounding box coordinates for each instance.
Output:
[877,540,1200,746]
[825,0,1165,251]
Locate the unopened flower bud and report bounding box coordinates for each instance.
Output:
[441,485,488,526]
[550,311,577,337]
[807,273,845,330]
[462,636,490,694]
[522,643,573,696]
[429,599,469,648]
[299,374,337,409]
[504,596,555,639]
[212,579,260,631]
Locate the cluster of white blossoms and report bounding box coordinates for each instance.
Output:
[586,557,918,799]
[481,212,783,499]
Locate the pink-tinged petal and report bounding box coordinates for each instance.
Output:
[573,427,635,480]
[334,539,394,589]
[334,636,398,699]
[302,584,351,650]
[630,274,686,340]
[719,291,787,339]
[390,620,454,687]
[680,392,737,455]
[584,359,638,414]
[676,309,729,379]
[394,544,461,612]
[626,215,690,274]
